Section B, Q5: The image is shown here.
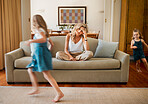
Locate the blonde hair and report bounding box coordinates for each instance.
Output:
[71,23,87,41]
[33,15,49,37]
[132,28,143,40]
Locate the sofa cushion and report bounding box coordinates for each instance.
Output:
[14,57,32,68]
[19,36,98,57]
[50,36,65,57]
[87,38,98,55]
[94,39,119,58]
[50,36,98,57]
[14,57,120,70]
[20,41,31,56]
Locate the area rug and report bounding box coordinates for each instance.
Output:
[0,87,148,104]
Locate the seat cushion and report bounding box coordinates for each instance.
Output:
[14,57,32,68]
[14,57,120,70]
[52,58,120,69]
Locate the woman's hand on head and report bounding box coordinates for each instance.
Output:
[82,30,87,38]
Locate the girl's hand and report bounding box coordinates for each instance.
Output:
[49,47,52,51]
[25,39,32,46]
[133,46,137,49]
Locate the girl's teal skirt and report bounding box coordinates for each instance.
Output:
[26,42,53,72]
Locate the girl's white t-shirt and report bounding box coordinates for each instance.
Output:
[30,28,51,56]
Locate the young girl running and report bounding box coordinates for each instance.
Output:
[130,28,148,72]
[25,14,64,102]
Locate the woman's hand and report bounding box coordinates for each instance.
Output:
[25,39,32,46]
[83,30,87,38]
[70,56,76,61]
[81,29,87,38]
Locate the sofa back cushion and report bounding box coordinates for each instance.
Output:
[20,41,31,56]
[50,36,66,57]
[87,38,98,55]
[20,36,98,57]
[50,36,98,57]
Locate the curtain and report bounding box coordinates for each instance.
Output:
[0,0,22,70]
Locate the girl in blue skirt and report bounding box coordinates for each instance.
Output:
[130,28,148,72]
[25,15,64,102]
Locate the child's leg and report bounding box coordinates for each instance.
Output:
[141,58,148,71]
[42,71,64,102]
[136,60,142,72]
[27,68,39,95]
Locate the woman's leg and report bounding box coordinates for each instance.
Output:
[27,68,39,95]
[136,60,142,72]
[141,58,148,71]
[56,51,70,61]
[76,51,93,61]
[42,71,64,102]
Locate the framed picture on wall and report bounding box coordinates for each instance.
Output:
[58,6,87,26]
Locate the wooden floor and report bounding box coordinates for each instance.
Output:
[0,61,148,87]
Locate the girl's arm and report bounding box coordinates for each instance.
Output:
[30,31,46,43]
[25,32,46,46]
[82,31,89,51]
[141,39,148,49]
[48,37,54,50]
[130,40,137,49]
[64,34,75,60]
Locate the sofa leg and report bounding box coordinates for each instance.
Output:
[122,82,127,84]
[7,82,14,84]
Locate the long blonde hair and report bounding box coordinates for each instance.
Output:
[33,15,49,37]
[71,23,87,41]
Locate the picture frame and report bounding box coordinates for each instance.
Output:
[58,6,87,26]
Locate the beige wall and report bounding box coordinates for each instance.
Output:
[112,0,121,42]
[31,0,104,39]
[21,0,121,41]
[21,0,31,41]
[104,0,121,42]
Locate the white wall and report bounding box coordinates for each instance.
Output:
[21,0,31,40]
[103,0,121,42]
[112,0,121,42]
[31,0,104,39]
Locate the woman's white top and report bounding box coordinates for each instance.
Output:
[68,37,83,53]
[30,28,51,56]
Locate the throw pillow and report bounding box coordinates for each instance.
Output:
[94,39,118,58]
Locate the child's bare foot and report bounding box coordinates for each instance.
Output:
[28,89,39,95]
[52,93,64,102]
[136,68,142,72]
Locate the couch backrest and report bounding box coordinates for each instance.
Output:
[50,36,66,57]
[20,41,31,56]
[20,36,98,57]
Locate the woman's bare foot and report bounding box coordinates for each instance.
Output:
[28,89,39,95]
[52,93,64,102]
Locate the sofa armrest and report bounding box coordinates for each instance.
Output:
[5,48,24,82]
[114,50,130,82]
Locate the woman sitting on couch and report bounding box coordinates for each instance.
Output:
[56,23,93,61]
